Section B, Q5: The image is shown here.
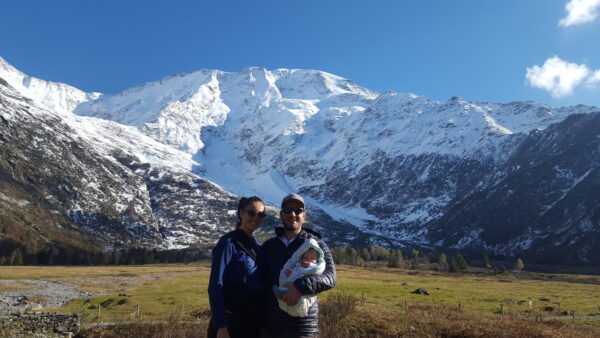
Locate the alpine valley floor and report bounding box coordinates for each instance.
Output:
[1,263,600,337]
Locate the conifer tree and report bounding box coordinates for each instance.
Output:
[387,250,405,268]
[514,258,524,272]
[411,249,420,269]
[9,248,24,265]
[347,248,359,266]
[361,248,371,261]
[438,253,449,272]
[483,253,492,269]
[448,258,458,273]
[453,253,468,271]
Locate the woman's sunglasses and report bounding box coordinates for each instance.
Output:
[281,207,304,215]
[245,210,267,218]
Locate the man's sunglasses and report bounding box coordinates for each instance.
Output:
[281,207,304,215]
[245,210,267,218]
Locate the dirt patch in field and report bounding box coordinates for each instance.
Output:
[58,271,198,294]
[0,281,33,293]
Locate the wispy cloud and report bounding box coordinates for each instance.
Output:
[559,0,600,27]
[586,70,600,86]
[525,56,599,98]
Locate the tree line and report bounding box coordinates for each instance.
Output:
[0,245,211,266]
[0,240,524,271]
[330,246,525,273]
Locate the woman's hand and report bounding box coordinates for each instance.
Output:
[217,327,230,338]
[282,283,302,306]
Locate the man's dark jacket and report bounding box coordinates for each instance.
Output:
[258,227,336,334]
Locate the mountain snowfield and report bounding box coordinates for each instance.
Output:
[1,56,599,263]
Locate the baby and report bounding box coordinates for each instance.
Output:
[274,239,325,317]
[300,248,318,267]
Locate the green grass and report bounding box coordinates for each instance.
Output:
[335,265,600,316]
[3,263,598,324]
[58,272,211,322]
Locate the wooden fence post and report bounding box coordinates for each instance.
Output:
[500,304,504,315]
[97,304,100,319]
[403,300,408,312]
[181,303,185,319]
[137,304,140,317]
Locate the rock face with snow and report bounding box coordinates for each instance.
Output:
[1,56,599,264]
[428,112,600,264]
[0,61,242,255]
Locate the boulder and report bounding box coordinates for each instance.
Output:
[411,288,429,295]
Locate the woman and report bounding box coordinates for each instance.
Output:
[208,196,267,338]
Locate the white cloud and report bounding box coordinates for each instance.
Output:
[586,70,600,86]
[559,0,600,27]
[525,56,593,98]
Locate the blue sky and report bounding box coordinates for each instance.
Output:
[1,0,600,106]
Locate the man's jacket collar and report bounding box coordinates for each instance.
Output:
[274,226,322,239]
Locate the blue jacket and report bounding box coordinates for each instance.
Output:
[258,227,336,333]
[208,229,264,329]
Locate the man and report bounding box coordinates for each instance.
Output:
[259,193,336,338]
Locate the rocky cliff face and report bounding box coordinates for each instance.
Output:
[427,112,600,264]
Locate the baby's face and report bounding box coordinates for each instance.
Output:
[300,250,318,268]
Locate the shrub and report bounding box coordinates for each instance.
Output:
[319,292,358,337]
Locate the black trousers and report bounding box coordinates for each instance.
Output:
[207,314,261,338]
[207,290,264,338]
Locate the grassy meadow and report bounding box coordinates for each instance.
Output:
[1,263,600,336]
[335,265,600,316]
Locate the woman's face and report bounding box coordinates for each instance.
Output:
[239,201,266,235]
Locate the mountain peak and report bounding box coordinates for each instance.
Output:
[0,56,101,115]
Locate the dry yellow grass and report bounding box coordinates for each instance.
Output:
[0,263,209,280]
[0,281,33,292]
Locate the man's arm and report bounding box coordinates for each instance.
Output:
[293,239,336,295]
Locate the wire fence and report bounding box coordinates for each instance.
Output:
[76,301,212,326]
[392,296,600,322]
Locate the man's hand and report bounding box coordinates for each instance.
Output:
[281,282,302,306]
[216,327,230,338]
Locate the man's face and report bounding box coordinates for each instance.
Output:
[280,200,306,233]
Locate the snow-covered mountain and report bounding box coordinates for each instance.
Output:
[1,56,599,264]
[0,57,243,253]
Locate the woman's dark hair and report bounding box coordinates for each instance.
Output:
[236,196,264,228]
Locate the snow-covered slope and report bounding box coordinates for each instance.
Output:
[71,65,598,232]
[2,56,599,263]
[0,57,101,115]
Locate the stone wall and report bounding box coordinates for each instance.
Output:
[0,312,79,337]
